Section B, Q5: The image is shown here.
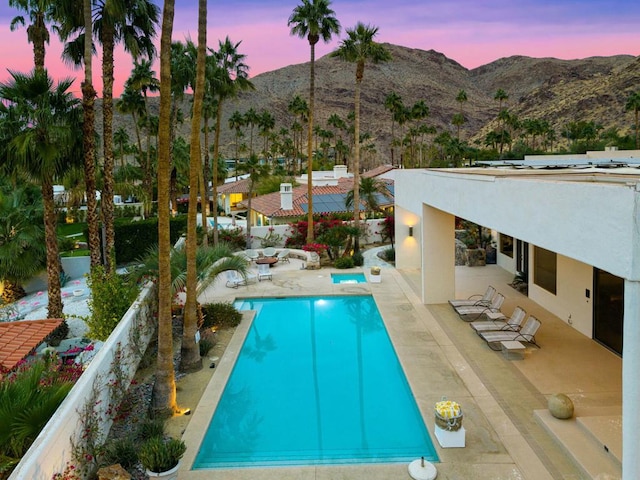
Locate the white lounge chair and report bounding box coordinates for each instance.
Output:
[225,270,256,288]
[448,285,496,308]
[454,293,505,321]
[276,248,290,263]
[263,247,277,258]
[470,306,527,334]
[257,263,272,281]
[245,249,260,262]
[479,316,541,350]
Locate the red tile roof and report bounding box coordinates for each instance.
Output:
[362,164,395,178]
[218,178,251,194]
[247,183,353,218]
[0,319,63,374]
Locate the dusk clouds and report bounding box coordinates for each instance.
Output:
[1,0,639,97]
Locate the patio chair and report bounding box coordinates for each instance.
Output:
[263,247,277,258]
[453,292,505,321]
[257,263,272,281]
[448,285,496,308]
[245,249,260,262]
[479,315,541,350]
[225,270,257,288]
[276,248,290,263]
[470,306,527,334]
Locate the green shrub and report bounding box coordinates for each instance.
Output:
[137,418,165,440]
[382,247,395,262]
[138,437,186,473]
[215,227,245,251]
[201,302,242,329]
[352,251,364,266]
[334,256,355,269]
[84,266,139,341]
[102,437,138,470]
[57,236,76,253]
[199,336,215,357]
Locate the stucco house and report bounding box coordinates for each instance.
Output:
[394,150,640,480]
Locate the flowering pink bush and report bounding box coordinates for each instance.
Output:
[302,243,328,254]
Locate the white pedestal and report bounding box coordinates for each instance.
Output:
[434,425,466,447]
[408,458,437,480]
[369,274,381,283]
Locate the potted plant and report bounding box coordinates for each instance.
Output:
[139,437,186,479]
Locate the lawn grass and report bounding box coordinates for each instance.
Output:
[58,222,87,239]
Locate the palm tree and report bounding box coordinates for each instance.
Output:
[384,92,403,166]
[0,184,46,303]
[243,154,270,249]
[625,91,640,149]
[182,0,207,373]
[288,0,341,245]
[494,89,509,155]
[209,38,254,243]
[229,110,245,181]
[9,0,56,72]
[455,89,467,140]
[331,22,390,253]
[57,0,159,272]
[0,69,82,319]
[152,0,178,416]
[345,176,392,219]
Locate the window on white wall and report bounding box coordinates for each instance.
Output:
[534,246,557,294]
[500,234,513,258]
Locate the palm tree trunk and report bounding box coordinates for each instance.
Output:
[42,178,63,319]
[212,102,223,245]
[102,31,116,274]
[152,0,178,416]
[201,115,210,246]
[353,70,363,253]
[82,0,101,271]
[181,0,207,373]
[306,42,316,245]
[169,100,178,216]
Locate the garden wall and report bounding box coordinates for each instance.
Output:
[9,283,157,480]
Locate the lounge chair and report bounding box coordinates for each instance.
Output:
[276,248,290,263]
[263,247,277,258]
[245,249,260,262]
[257,263,272,281]
[470,306,527,334]
[448,285,496,308]
[454,293,505,321]
[225,270,256,288]
[479,316,541,350]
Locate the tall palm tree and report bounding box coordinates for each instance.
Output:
[152,0,177,416]
[625,91,640,149]
[0,70,82,319]
[229,110,245,181]
[455,89,467,140]
[384,92,403,166]
[331,22,390,253]
[494,89,509,155]
[181,0,207,373]
[57,0,159,272]
[9,0,56,72]
[208,38,253,243]
[288,0,341,245]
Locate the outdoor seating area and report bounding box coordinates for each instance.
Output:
[451,292,505,321]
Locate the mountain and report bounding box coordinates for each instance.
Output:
[108,43,640,163]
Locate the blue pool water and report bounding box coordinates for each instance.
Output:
[331,272,367,284]
[192,295,437,469]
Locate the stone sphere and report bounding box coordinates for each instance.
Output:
[548,393,574,419]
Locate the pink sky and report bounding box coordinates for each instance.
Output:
[1,0,639,98]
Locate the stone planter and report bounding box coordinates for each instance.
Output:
[146,461,180,480]
[369,266,381,283]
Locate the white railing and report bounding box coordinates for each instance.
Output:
[9,283,157,480]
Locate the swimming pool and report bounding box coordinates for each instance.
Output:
[192,295,437,469]
[331,272,367,284]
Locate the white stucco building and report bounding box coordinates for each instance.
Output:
[394,152,640,480]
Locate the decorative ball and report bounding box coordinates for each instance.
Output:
[548,393,574,419]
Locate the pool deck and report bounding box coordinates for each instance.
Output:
[174,256,622,480]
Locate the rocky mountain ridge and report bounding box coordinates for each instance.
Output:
[107,43,640,162]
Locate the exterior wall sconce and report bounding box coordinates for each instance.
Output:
[408,226,414,237]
